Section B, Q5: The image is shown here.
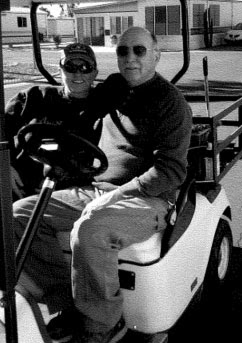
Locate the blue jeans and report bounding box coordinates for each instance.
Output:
[13,186,168,332]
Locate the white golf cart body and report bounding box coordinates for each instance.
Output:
[119,188,230,333]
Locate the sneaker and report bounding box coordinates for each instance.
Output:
[46,307,82,343]
[76,316,128,343]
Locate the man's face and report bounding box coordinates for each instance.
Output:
[117,28,160,87]
[60,58,98,99]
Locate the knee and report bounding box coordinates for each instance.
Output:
[71,212,109,251]
[13,195,38,217]
[13,196,39,239]
[71,213,94,247]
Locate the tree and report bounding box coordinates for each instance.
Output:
[59,3,78,17]
[67,4,76,18]
[53,35,62,48]
[39,6,51,17]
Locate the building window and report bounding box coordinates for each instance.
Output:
[128,16,133,28]
[116,17,121,34]
[193,4,220,29]
[155,6,166,35]
[168,6,180,35]
[193,4,205,28]
[145,5,180,35]
[209,4,220,26]
[110,16,133,35]
[17,16,27,28]
[145,7,154,34]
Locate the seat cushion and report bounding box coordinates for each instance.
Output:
[58,231,162,264]
[118,232,162,264]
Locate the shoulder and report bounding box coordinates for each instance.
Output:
[35,85,64,99]
[102,73,127,90]
[151,73,182,97]
[152,73,190,109]
[5,85,38,113]
[91,73,128,107]
[146,74,192,128]
[8,85,63,103]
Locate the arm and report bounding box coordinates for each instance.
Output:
[82,74,128,124]
[5,91,27,145]
[5,86,44,155]
[118,90,193,201]
[5,86,44,198]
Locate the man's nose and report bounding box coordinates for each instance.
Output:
[75,70,84,77]
[126,48,137,61]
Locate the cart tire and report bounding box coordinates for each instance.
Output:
[202,218,233,298]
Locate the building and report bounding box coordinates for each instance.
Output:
[47,17,75,42]
[74,0,137,47]
[74,0,242,50]
[1,6,47,44]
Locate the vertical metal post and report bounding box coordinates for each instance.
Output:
[0,2,19,342]
[238,105,242,150]
[171,0,190,84]
[30,2,59,85]
[203,56,211,117]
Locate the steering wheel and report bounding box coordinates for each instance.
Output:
[17,123,108,179]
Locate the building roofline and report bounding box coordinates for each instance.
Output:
[74,0,137,12]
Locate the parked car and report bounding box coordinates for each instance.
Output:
[224,23,242,45]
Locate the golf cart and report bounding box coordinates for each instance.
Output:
[1,1,242,343]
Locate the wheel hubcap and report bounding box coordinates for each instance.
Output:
[218,237,230,280]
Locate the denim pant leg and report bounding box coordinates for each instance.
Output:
[71,194,168,332]
[13,187,95,313]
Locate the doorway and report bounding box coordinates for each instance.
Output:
[77,17,105,46]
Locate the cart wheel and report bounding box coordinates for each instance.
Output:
[202,218,233,298]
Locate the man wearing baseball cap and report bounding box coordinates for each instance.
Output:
[59,43,98,99]
[61,42,97,67]
[5,42,99,200]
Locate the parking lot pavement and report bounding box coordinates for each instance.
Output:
[200,44,242,51]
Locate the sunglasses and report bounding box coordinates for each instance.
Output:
[60,60,95,74]
[116,45,153,58]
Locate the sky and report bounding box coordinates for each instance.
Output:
[43,2,112,17]
[43,4,62,16]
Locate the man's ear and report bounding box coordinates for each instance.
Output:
[94,69,98,79]
[154,48,161,64]
[90,69,98,84]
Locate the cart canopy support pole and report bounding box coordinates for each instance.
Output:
[0,1,18,342]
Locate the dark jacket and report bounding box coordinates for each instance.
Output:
[92,73,193,202]
[5,85,101,198]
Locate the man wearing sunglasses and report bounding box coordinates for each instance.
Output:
[5,43,98,200]
[13,27,192,343]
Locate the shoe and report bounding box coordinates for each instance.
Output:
[76,316,128,343]
[46,307,82,343]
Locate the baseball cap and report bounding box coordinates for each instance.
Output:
[61,43,97,67]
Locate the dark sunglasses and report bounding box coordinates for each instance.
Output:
[116,45,152,58]
[60,60,95,74]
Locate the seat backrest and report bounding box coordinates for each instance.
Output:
[160,173,196,257]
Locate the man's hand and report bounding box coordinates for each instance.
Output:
[11,166,25,199]
[82,188,123,216]
[82,179,142,216]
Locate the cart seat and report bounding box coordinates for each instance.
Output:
[118,232,162,263]
[58,231,162,265]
